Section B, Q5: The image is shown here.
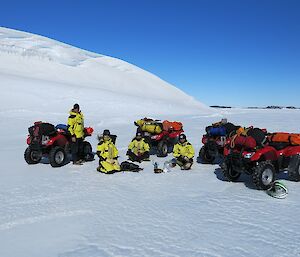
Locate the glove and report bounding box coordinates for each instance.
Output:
[107,159,115,164]
[183,156,189,162]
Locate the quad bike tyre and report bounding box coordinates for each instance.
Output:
[199,145,216,164]
[24,147,42,164]
[222,161,241,181]
[82,141,94,161]
[49,146,66,167]
[157,140,168,157]
[252,160,275,190]
[288,155,300,181]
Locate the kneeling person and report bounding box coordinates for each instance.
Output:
[96,130,120,174]
[127,131,150,162]
[173,134,195,170]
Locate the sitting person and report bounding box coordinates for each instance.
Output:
[96,129,120,174]
[127,131,150,162]
[173,134,195,170]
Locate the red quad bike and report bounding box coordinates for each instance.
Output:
[146,129,183,157]
[198,134,227,164]
[135,118,184,157]
[222,130,300,190]
[24,122,94,167]
[198,122,239,164]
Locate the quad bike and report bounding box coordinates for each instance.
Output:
[198,121,239,164]
[198,134,227,164]
[222,132,300,190]
[24,122,94,167]
[144,129,184,157]
[134,118,184,157]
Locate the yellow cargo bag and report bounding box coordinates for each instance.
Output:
[142,122,163,134]
[135,118,163,134]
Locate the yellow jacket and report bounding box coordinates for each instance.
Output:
[173,141,195,159]
[97,139,118,160]
[68,110,84,138]
[128,138,150,155]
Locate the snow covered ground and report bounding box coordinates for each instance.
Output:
[1,109,300,257]
[1,27,300,257]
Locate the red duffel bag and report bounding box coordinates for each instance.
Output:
[162,120,183,131]
[232,135,257,150]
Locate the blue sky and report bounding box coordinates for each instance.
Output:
[1,0,299,107]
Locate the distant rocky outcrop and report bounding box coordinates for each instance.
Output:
[210,105,232,109]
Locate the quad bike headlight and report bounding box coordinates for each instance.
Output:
[41,136,50,145]
[151,135,159,140]
[244,152,255,159]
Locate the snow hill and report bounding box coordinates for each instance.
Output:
[1,27,300,257]
[0,27,210,118]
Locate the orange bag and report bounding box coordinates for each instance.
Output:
[162,120,183,131]
[270,133,300,145]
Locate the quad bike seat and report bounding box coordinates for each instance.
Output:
[268,142,290,150]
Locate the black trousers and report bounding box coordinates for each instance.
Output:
[127,151,150,162]
[176,156,193,167]
[71,138,84,162]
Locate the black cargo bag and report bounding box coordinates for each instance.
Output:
[120,161,143,172]
[28,122,56,137]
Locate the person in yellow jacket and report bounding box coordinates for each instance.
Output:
[96,129,121,174]
[68,103,85,165]
[127,131,150,162]
[173,134,195,170]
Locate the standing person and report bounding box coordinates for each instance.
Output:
[68,103,84,165]
[173,134,195,170]
[127,131,150,162]
[96,129,121,174]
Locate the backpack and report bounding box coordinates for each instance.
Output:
[247,128,267,147]
[120,161,143,172]
[223,123,240,135]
